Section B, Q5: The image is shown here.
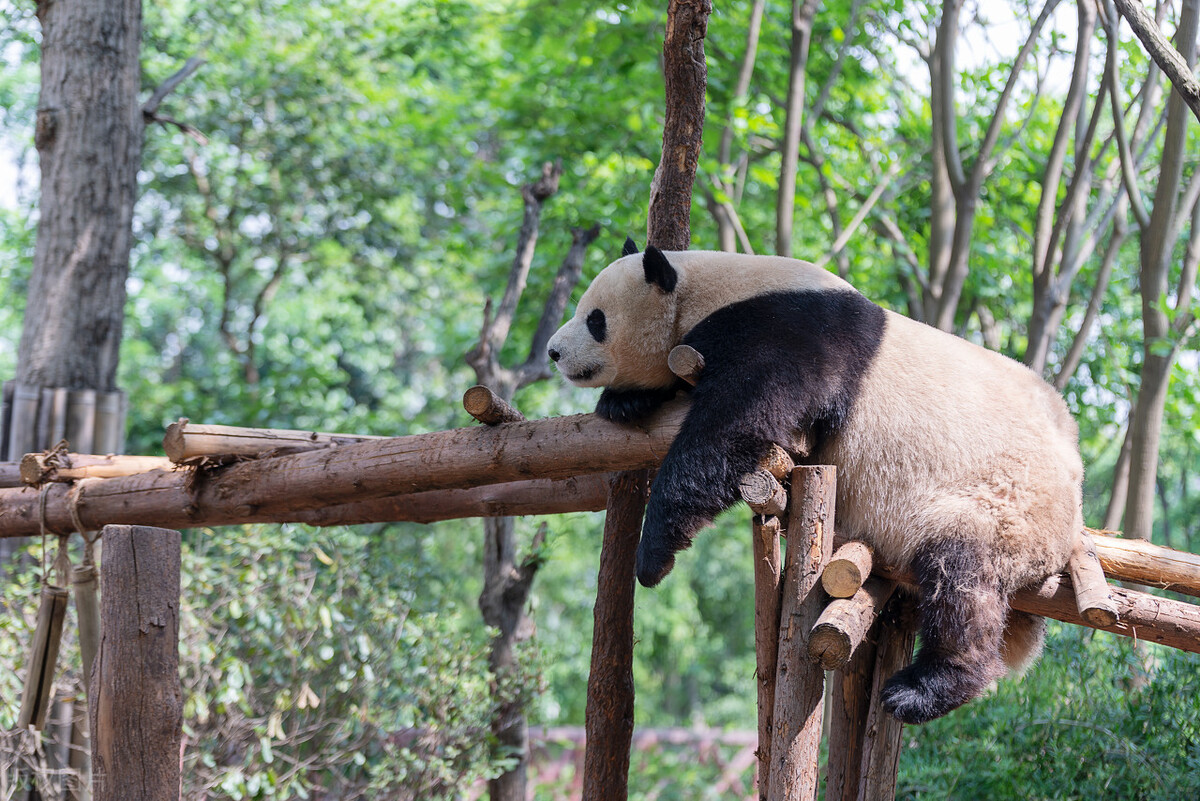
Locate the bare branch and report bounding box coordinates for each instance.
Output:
[1111,0,1200,123]
[1105,5,1153,231]
[814,161,901,271]
[516,224,600,388]
[143,56,207,117]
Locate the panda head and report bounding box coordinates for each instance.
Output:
[547,239,680,390]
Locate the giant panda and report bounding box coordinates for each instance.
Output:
[546,241,1084,724]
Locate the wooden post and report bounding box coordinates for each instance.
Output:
[753,515,784,800]
[582,470,648,801]
[91,525,182,801]
[769,465,835,801]
[858,594,916,801]
[823,617,879,801]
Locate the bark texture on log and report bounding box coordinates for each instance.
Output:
[91,525,182,801]
[20,452,172,484]
[0,403,687,537]
[583,470,648,801]
[858,594,916,801]
[808,577,896,670]
[463,385,526,425]
[163,419,383,463]
[824,614,880,801]
[1068,531,1118,626]
[1092,531,1200,597]
[769,465,835,801]
[19,0,142,392]
[752,515,783,801]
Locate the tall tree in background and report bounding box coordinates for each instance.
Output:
[16,0,142,393]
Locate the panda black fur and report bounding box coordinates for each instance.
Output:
[547,244,1084,724]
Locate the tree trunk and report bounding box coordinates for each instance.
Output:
[1123,0,1199,542]
[19,0,142,392]
[775,0,820,257]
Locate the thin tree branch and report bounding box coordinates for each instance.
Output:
[814,161,901,271]
[1105,2,1153,231]
[1111,0,1200,123]
[142,56,207,117]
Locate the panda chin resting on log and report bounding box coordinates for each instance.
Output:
[547,240,1084,724]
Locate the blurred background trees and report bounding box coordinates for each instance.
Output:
[1,0,1198,798]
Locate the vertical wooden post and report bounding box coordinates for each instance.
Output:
[90,525,182,801]
[769,465,836,801]
[582,470,648,801]
[857,594,916,800]
[753,514,784,800]
[823,621,879,801]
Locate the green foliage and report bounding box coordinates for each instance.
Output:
[897,624,1200,800]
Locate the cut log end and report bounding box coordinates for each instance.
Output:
[463,385,526,425]
[808,623,852,671]
[738,469,787,516]
[823,541,874,599]
[667,345,705,386]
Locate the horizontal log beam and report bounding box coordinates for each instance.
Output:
[1091,530,1200,598]
[0,403,686,538]
[162,419,387,464]
[0,462,22,489]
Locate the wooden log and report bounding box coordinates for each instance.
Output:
[463,385,526,424]
[164,418,387,463]
[288,473,612,526]
[91,525,182,801]
[808,577,897,670]
[20,452,174,484]
[769,465,836,801]
[17,585,69,729]
[822,541,874,599]
[740,469,788,516]
[1092,531,1200,597]
[823,615,879,801]
[668,344,705,386]
[583,470,648,801]
[759,444,795,481]
[867,563,1200,656]
[752,515,783,801]
[0,461,22,488]
[1068,531,1118,627]
[0,402,688,538]
[858,594,916,801]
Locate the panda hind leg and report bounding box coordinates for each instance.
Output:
[880,540,1009,724]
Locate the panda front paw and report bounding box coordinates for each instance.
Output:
[596,386,678,424]
[635,540,676,587]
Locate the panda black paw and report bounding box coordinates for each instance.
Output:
[880,661,979,724]
[596,386,678,424]
[635,542,676,588]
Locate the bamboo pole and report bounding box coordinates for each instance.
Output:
[163,418,387,463]
[20,452,174,484]
[18,585,69,729]
[72,564,101,698]
[1068,531,1118,626]
[808,577,897,670]
[753,515,784,801]
[66,389,97,454]
[822,541,874,599]
[0,402,687,537]
[769,465,836,801]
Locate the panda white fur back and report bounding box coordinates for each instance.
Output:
[548,244,1084,724]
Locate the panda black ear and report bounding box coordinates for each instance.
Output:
[643,245,677,292]
[622,236,640,257]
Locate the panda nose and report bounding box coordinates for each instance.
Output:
[548,348,561,362]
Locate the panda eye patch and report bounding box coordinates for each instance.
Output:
[587,309,607,342]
